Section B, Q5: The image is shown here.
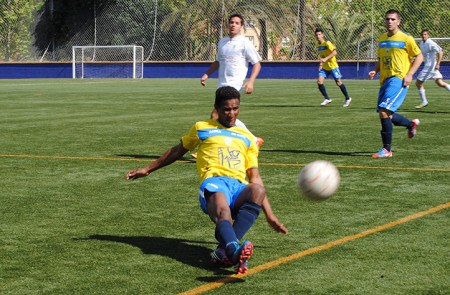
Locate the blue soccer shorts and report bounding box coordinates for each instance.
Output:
[377,76,408,113]
[198,176,247,214]
[318,68,343,80]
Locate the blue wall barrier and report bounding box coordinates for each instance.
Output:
[0,61,447,80]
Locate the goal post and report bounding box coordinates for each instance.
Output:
[72,45,144,79]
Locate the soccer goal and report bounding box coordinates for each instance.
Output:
[72,45,144,79]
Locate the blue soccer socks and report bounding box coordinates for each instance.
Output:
[318,84,330,100]
[233,200,261,241]
[380,118,393,151]
[215,220,238,252]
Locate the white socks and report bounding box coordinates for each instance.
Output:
[418,88,428,104]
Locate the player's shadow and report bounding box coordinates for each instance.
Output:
[116,154,196,162]
[403,109,450,115]
[248,103,375,110]
[76,235,234,275]
[261,149,371,157]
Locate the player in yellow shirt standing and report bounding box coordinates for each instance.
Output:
[126,86,287,274]
[369,9,423,158]
[315,28,352,107]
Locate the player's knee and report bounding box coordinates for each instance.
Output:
[248,183,266,204]
[379,109,391,119]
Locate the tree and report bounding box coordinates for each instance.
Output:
[0,0,43,61]
[308,11,372,60]
[160,0,298,60]
[34,0,174,61]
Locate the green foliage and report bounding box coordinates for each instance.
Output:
[2,0,450,61]
[0,78,449,293]
[308,11,373,60]
[0,0,44,61]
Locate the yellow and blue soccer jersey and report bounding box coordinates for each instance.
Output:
[377,31,421,85]
[316,40,339,71]
[181,119,259,184]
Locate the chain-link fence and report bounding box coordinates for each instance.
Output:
[1,0,449,62]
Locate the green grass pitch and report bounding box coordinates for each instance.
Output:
[0,78,449,294]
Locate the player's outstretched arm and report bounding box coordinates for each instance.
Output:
[247,168,289,235]
[126,143,188,180]
[201,61,220,87]
[261,197,289,234]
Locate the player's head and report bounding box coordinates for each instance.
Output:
[384,9,401,33]
[214,86,240,128]
[229,14,244,26]
[314,28,325,42]
[420,29,430,41]
[228,14,244,37]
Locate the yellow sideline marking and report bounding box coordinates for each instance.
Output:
[179,202,450,295]
[1,154,450,172]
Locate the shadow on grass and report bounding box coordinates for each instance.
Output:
[261,149,372,157]
[247,104,376,110]
[402,109,450,115]
[76,235,234,275]
[116,154,196,163]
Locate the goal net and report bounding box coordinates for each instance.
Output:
[72,45,144,79]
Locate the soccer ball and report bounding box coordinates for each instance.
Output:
[298,160,340,200]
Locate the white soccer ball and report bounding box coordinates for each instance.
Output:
[298,160,340,200]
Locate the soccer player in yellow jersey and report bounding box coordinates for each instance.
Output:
[126,86,288,274]
[369,9,423,158]
[315,28,352,107]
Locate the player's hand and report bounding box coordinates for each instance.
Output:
[266,215,289,234]
[244,81,254,94]
[403,74,413,86]
[368,71,377,80]
[200,74,208,87]
[126,168,149,180]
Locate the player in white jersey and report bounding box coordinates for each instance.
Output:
[200,14,263,147]
[415,29,450,109]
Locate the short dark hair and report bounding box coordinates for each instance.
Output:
[215,86,240,108]
[315,28,323,34]
[229,14,244,25]
[385,9,401,19]
[421,29,430,34]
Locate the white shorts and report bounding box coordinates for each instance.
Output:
[417,69,443,82]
